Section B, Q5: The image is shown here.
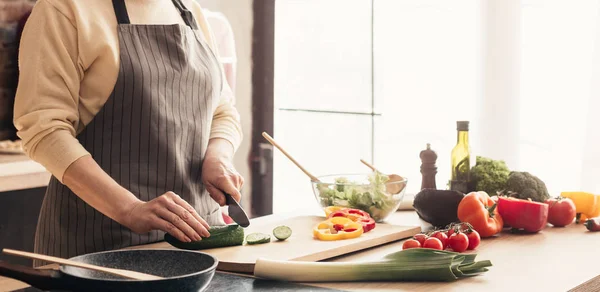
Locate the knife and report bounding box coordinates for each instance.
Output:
[225,192,250,227]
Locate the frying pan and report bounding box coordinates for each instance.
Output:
[0,249,217,292]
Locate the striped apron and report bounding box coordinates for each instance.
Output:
[33,0,225,266]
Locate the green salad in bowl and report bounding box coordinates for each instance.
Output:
[312,172,408,222]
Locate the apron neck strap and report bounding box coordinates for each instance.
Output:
[112,0,199,29]
[171,0,199,30]
[112,0,130,24]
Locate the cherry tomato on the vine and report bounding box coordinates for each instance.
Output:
[423,237,444,250]
[402,239,421,250]
[448,232,469,252]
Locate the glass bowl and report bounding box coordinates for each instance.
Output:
[311,173,408,223]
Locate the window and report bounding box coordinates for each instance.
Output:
[273,0,374,214]
[272,0,600,214]
[519,0,600,193]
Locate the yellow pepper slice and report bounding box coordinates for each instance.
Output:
[324,206,346,217]
[561,192,600,223]
[313,217,364,241]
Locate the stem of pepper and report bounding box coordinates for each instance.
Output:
[576,213,582,224]
[487,203,498,217]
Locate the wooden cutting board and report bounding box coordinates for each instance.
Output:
[142,215,420,273]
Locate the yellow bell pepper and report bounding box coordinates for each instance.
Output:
[313,217,364,241]
[561,192,600,223]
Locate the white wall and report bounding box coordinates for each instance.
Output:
[198,0,254,210]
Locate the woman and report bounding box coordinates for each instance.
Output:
[13,0,244,266]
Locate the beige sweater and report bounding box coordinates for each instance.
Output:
[13,0,243,182]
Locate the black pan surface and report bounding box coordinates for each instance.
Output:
[0,249,217,292]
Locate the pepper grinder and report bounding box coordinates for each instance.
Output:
[420,143,438,190]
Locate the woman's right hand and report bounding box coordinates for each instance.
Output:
[123,191,210,242]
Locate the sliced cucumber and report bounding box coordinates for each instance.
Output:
[273,225,292,241]
[246,233,271,245]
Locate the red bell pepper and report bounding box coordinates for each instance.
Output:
[497,197,549,233]
[328,208,376,232]
[457,191,504,238]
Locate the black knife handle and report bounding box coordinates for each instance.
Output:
[224,193,236,205]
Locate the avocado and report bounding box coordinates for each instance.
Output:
[164,224,244,250]
[412,189,465,228]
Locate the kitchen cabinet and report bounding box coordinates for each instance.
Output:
[0,154,49,267]
[0,187,45,267]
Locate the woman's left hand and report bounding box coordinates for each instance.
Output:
[202,139,244,206]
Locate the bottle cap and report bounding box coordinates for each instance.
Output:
[457,121,469,131]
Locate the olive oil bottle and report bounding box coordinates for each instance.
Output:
[450,121,471,193]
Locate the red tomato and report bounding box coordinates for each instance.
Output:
[423,237,444,250]
[545,197,576,227]
[431,231,449,249]
[413,234,428,246]
[466,230,480,250]
[448,233,469,252]
[402,239,421,249]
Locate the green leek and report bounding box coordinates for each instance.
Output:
[253,248,492,282]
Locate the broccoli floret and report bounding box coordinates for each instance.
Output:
[469,156,511,195]
[504,171,550,202]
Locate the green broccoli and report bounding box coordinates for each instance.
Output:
[468,156,511,195]
[504,171,550,202]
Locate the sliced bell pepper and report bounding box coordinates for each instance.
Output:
[324,206,345,217]
[313,217,364,241]
[327,208,376,232]
[457,191,504,238]
[561,192,600,223]
[497,197,548,233]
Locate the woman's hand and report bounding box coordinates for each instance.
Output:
[124,192,210,243]
[202,138,244,206]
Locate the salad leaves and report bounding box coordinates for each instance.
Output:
[317,172,401,222]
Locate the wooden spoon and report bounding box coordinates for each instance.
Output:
[262,132,320,182]
[359,159,406,194]
[2,249,164,281]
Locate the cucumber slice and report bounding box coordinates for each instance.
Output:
[273,225,292,241]
[246,233,271,245]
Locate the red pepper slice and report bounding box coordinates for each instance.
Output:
[330,211,348,218]
[356,218,376,233]
[346,209,370,218]
[326,208,376,232]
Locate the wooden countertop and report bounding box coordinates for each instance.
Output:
[1,210,598,292]
[0,153,50,192]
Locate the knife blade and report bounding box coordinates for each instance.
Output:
[225,192,250,227]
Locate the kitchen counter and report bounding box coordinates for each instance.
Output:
[0,154,50,192]
[1,210,598,292]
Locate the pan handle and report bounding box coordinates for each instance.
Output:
[0,260,70,291]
